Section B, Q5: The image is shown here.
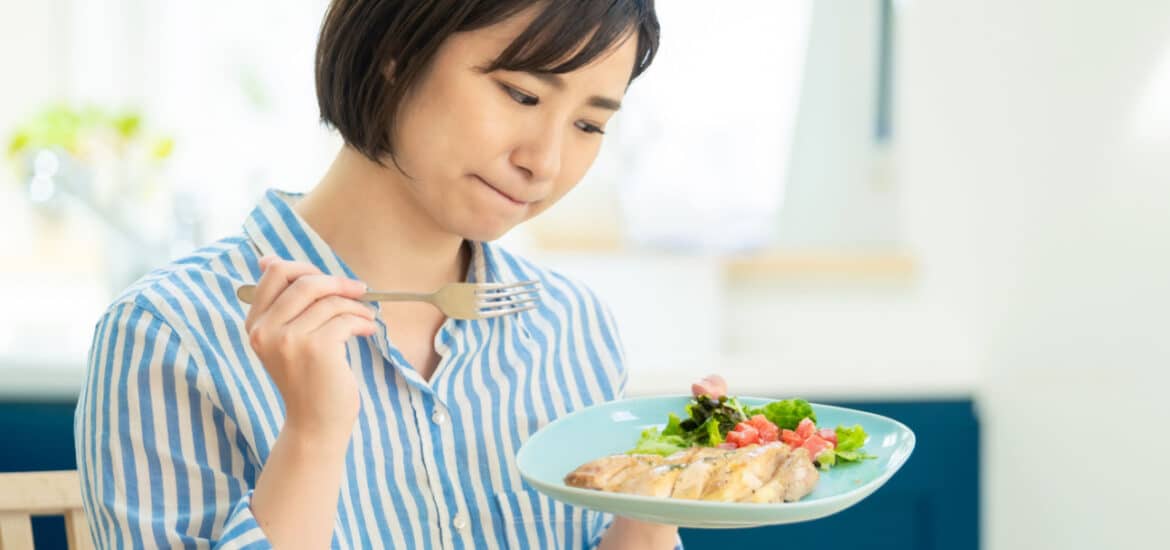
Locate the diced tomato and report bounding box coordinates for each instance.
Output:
[780,429,803,448]
[726,424,759,448]
[800,434,833,461]
[818,428,838,447]
[756,423,779,443]
[796,417,817,439]
[717,442,738,450]
[747,415,774,431]
[748,415,780,443]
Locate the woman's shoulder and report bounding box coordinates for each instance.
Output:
[101,234,258,330]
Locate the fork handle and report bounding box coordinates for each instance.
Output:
[235,285,432,304]
[360,291,433,303]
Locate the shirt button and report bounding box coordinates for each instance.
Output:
[452,513,469,531]
[431,408,447,425]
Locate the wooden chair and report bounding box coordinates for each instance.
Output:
[0,471,94,550]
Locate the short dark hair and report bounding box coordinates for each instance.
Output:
[315,0,660,165]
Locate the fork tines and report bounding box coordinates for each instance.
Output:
[476,280,542,316]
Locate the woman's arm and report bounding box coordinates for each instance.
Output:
[248,425,352,548]
[243,257,377,548]
[77,305,271,549]
[77,258,374,549]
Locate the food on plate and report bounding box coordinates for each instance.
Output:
[562,378,877,502]
[564,441,820,503]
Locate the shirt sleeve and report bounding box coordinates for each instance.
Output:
[75,303,273,549]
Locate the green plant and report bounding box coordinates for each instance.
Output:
[6,103,173,163]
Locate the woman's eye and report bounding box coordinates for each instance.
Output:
[501,83,539,106]
[575,121,606,135]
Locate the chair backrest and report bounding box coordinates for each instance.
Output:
[0,471,93,550]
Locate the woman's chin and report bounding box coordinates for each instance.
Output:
[451,217,518,243]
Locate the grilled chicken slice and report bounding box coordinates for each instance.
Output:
[563,455,642,489]
[600,456,662,492]
[565,442,821,503]
[735,445,821,503]
[670,456,719,500]
[777,448,819,502]
[699,443,789,501]
[618,463,684,497]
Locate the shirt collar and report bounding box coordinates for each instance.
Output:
[242,188,494,283]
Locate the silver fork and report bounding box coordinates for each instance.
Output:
[235,280,542,320]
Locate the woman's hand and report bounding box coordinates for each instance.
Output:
[598,516,678,550]
[691,373,727,400]
[243,256,377,443]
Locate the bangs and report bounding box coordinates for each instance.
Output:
[464,0,659,80]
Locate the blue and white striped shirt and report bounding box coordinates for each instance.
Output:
[74,189,633,549]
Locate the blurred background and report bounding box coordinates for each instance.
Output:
[2,0,1167,548]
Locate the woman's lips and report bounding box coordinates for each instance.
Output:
[474,175,527,206]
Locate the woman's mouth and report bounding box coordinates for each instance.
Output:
[474,175,527,207]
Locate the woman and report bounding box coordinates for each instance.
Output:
[74,0,684,548]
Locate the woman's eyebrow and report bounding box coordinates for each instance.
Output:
[529,71,623,111]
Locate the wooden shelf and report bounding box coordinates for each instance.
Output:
[530,235,915,282]
[723,250,915,281]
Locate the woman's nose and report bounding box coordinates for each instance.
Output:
[510,125,563,183]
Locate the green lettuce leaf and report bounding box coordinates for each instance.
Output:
[627,426,689,456]
[661,413,686,437]
[746,399,817,430]
[835,424,868,452]
[701,417,724,446]
[833,450,877,462]
[828,425,877,464]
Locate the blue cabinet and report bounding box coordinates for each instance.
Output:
[1,401,80,550]
[1,399,978,549]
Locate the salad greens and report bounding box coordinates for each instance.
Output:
[828,424,877,464]
[629,410,725,456]
[679,395,748,438]
[744,399,816,430]
[627,396,877,470]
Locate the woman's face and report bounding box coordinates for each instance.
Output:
[388,10,639,242]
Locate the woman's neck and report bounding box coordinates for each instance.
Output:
[295,146,470,292]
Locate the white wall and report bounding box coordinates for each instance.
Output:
[0,0,69,148]
[779,0,899,248]
[899,0,1170,547]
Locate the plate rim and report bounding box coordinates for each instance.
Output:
[516,394,916,511]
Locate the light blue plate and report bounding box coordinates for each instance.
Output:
[516,395,915,529]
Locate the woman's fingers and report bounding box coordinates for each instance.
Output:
[312,313,380,346]
[263,274,367,328]
[287,295,376,337]
[245,258,323,325]
[691,374,727,399]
